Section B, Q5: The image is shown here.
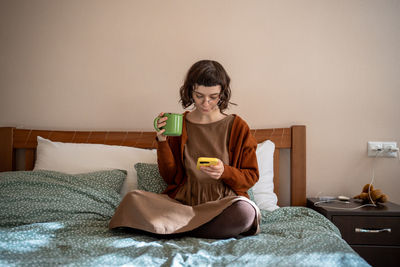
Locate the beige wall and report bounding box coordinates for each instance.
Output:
[1,0,399,204]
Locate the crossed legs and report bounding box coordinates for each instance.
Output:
[188,200,256,239]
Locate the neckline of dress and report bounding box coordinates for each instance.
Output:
[185,114,232,126]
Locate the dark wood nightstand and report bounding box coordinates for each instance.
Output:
[307,198,400,267]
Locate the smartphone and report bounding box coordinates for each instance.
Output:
[196,157,219,170]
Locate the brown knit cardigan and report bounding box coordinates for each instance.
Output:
[157,112,259,199]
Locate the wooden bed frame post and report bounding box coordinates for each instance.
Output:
[290,125,306,206]
[0,127,14,172]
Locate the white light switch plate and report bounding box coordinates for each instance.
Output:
[367,141,398,157]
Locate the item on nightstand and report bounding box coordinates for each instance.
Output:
[338,195,350,201]
[353,183,388,204]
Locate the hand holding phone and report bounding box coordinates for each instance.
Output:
[196,157,219,170]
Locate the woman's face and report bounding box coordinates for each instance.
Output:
[192,84,221,114]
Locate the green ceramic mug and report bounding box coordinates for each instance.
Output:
[153,113,183,136]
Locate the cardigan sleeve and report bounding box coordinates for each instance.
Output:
[219,117,259,194]
[156,112,188,190]
[156,139,178,185]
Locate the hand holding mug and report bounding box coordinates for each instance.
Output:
[154,112,168,142]
[154,112,183,142]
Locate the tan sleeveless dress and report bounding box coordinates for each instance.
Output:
[109,115,260,235]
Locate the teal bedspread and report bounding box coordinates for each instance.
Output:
[0,170,370,267]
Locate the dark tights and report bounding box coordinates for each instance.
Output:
[188,200,256,239]
[114,200,256,239]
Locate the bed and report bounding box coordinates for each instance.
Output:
[0,125,370,266]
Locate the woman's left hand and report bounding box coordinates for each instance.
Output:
[200,159,224,180]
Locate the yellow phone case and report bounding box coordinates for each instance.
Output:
[196,157,219,169]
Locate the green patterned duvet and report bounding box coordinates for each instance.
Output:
[0,170,370,267]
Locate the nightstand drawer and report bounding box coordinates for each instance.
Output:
[352,245,400,267]
[332,216,400,245]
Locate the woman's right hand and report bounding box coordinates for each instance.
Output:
[155,112,168,142]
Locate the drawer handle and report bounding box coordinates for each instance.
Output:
[355,228,391,233]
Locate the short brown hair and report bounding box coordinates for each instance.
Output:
[179,60,235,112]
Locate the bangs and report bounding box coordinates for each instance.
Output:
[196,78,219,87]
[194,70,223,87]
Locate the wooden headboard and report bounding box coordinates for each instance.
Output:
[0,125,306,206]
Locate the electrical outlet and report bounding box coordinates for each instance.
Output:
[367,141,398,157]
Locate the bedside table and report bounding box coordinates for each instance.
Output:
[307,198,400,267]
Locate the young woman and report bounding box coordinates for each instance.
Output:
[109,60,260,239]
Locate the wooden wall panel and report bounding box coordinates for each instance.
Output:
[251,128,291,148]
[2,125,306,206]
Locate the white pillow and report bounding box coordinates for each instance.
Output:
[33,136,157,197]
[253,140,278,211]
